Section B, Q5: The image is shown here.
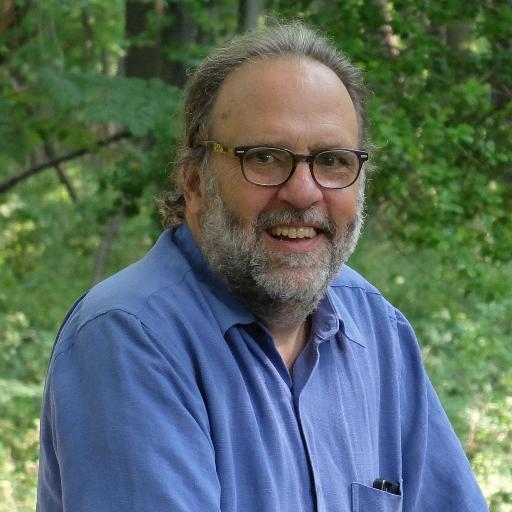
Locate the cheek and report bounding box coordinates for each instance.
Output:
[326,188,360,222]
[219,180,276,224]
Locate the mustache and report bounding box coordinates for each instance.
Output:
[254,208,338,239]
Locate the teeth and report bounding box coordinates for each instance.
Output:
[269,226,317,239]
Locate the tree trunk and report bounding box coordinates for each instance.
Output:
[124,1,161,79]
[239,0,262,32]
[0,0,15,37]
[159,2,197,88]
[123,1,197,87]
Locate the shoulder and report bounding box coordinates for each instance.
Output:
[329,265,395,317]
[80,231,193,327]
[332,265,381,291]
[51,228,208,360]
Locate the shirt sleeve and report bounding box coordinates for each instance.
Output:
[395,310,489,512]
[38,308,221,512]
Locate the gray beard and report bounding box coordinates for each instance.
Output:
[197,188,363,328]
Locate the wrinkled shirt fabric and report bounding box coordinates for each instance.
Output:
[37,224,488,512]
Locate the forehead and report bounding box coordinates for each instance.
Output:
[209,56,359,146]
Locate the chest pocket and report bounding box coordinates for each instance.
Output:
[351,483,403,512]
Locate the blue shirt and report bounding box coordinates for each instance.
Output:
[37,224,488,511]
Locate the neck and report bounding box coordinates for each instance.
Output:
[267,317,311,370]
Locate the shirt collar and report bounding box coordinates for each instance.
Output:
[325,282,366,348]
[311,293,340,343]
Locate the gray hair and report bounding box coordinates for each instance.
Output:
[157,21,371,228]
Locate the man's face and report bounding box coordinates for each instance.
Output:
[186,57,363,322]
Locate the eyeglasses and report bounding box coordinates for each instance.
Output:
[199,141,368,189]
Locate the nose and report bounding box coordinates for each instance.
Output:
[276,160,323,209]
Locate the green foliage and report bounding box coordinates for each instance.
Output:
[0,0,510,510]
[36,71,181,137]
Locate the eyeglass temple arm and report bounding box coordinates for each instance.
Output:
[199,141,231,155]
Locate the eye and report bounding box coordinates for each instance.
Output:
[318,153,336,167]
[252,149,275,165]
[316,151,349,167]
[245,147,290,167]
[315,150,356,170]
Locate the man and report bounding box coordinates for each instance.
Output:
[38,22,488,511]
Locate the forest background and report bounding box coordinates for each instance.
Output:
[0,0,510,510]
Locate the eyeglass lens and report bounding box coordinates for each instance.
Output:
[242,147,360,188]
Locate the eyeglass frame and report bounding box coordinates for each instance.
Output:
[198,141,369,190]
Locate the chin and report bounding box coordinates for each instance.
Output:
[253,264,333,303]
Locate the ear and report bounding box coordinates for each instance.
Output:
[182,164,203,216]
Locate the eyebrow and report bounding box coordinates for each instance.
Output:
[236,142,360,152]
[232,139,359,149]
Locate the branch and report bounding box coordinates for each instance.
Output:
[0,130,132,194]
[91,209,124,285]
[43,141,79,203]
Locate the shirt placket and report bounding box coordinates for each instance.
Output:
[291,336,325,511]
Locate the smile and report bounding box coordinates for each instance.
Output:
[269,226,317,239]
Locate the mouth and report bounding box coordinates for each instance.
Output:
[268,225,318,240]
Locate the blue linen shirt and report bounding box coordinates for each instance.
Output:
[37,224,488,511]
